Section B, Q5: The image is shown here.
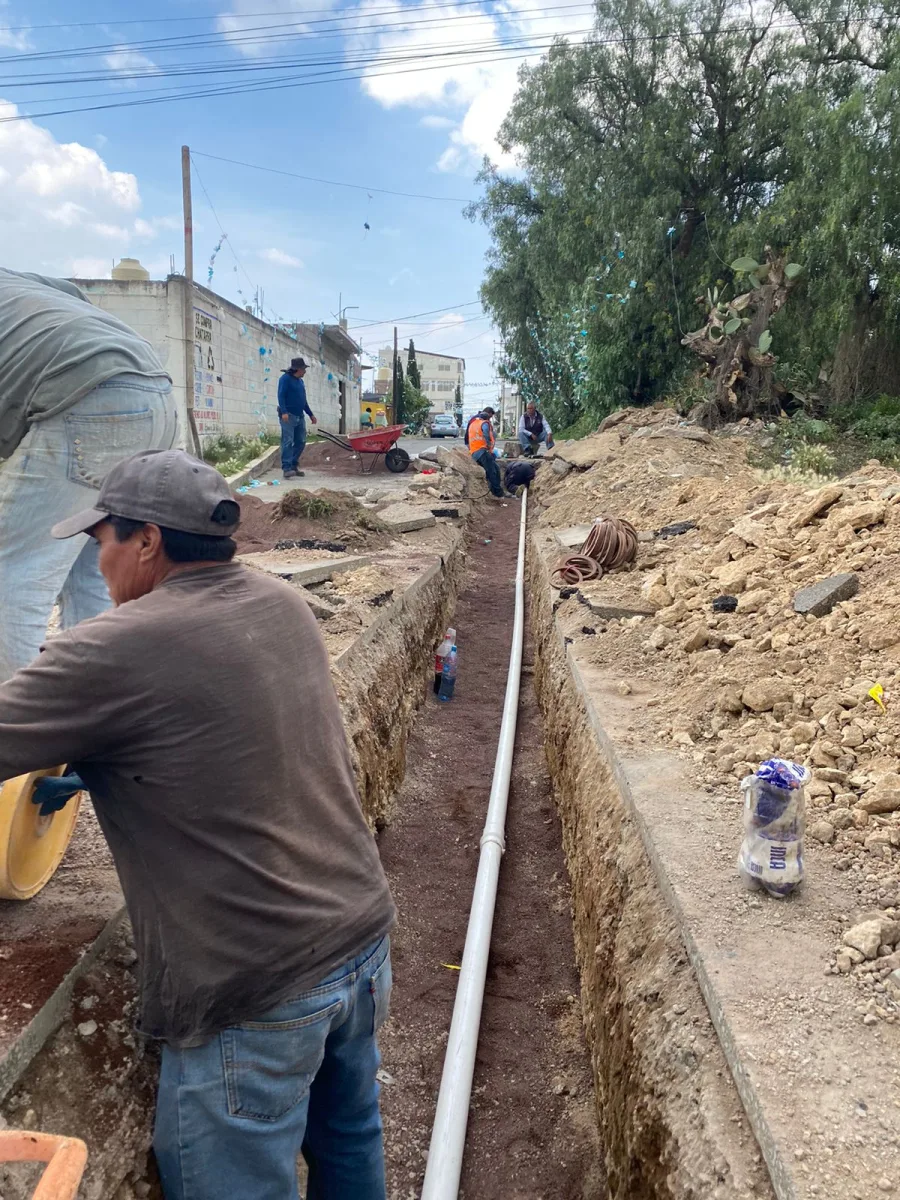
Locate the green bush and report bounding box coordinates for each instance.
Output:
[789,442,836,476]
[202,432,280,476]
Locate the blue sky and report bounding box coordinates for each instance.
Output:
[0,1,590,409]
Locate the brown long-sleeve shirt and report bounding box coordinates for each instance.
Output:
[0,563,395,1046]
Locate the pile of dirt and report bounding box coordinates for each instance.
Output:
[233,490,392,553]
[535,409,900,1024]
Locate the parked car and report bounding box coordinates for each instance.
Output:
[428,413,460,438]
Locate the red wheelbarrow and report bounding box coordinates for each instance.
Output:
[317,425,411,474]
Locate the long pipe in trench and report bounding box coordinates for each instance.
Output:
[420,490,528,1200]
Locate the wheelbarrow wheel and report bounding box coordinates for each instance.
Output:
[0,768,83,900]
[385,447,410,473]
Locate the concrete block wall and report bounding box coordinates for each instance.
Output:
[77,277,353,448]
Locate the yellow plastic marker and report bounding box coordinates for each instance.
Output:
[0,768,83,900]
[869,683,887,713]
[441,963,461,971]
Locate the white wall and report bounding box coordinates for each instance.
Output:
[78,277,354,446]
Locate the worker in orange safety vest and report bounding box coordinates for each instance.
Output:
[464,407,506,498]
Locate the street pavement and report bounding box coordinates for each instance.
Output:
[251,435,451,501]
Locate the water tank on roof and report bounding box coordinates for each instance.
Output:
[111,257,150,281]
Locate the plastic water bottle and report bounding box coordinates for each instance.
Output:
[433,627,455,694]
[737,759,808,898]
[438,646,458,702]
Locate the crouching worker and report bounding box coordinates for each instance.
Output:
[465,406,505,498]
[504,458,537,496]
[0,450,396,1200]
[517,401,554,456]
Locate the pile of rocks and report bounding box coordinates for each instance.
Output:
[536,408,900,1023]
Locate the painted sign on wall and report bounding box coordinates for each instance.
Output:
[193,306,224,437]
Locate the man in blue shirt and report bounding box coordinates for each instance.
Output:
[277,357,317,478]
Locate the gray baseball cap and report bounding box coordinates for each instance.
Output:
[52,449,241,540]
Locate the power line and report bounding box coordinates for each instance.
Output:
[192,152,471,204]
[0,0,556,36]
[1,21,584,91]
[7,11,593,86]
[348,302,483,329]
[0,1,591,63]
[438,327,496,351]
[0,11,868,124]
[191,155,288,328]
[0,35,586,122]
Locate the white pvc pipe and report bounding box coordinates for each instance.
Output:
[420,490,528,1200]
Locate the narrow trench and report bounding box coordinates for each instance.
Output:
[377,502,606,1200]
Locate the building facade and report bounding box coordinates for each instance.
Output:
[498,381,522,437]
[77,274,361,447]
[374,346,465,416]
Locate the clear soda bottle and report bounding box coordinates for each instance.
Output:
[438,646,458,702]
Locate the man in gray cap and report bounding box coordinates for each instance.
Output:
[0,268,177,682]
[0,450,395,1200]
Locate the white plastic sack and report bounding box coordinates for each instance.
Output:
[737,759,809,899]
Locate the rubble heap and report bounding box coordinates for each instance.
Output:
[535,408,900,1025]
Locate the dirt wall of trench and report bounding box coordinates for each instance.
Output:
[0,538,466,1200]
[335,532,466,832]
[528,538,775,1200]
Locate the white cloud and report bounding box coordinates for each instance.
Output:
[103,47,160,82]
[260,247,304,268]
[351,0,589,172]
[0,101,178,278]
[71,257,113,279]
[217,0,339,57]
[352,0,499,110]
[134,215,181,238]
[0,1,29,51]
[91,221,131,240]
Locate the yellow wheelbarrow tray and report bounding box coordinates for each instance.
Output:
[0,768,83,900]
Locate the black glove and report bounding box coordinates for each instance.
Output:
[31,772,84,817]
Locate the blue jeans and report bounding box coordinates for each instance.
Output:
[153,937,392,1200]
[472,447,504,497]
[0,374,177,681]
[519,429,549,454]
[281,414,307,471]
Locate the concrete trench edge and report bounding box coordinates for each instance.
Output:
[565,649,791,1200]
[0,906,127,1105]
[533,537,789,1200]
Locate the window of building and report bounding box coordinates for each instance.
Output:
[438,362,452,371]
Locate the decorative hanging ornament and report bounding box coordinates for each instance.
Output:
[207,234,227,283]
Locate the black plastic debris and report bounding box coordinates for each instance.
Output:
[581,626,596,635]
[369,590,395,607]
[655,521,699,540]
[274,538,347,553]
[712,594,738,613]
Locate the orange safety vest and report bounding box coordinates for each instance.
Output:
[467,414,495,455]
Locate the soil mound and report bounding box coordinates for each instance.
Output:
[233,490,391,554]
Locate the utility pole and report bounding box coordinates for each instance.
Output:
[181,146,202,456]
[393,324,402,426]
